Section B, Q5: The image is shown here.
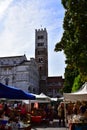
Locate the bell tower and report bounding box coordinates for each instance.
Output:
[35,28,48,93]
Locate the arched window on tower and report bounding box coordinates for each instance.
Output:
[38,35,44,39]
[38,51,40,55]
[39,58,43,63]
[39,66,42,71]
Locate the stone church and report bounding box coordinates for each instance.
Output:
[0,28,64,97]
[0,55,39,93]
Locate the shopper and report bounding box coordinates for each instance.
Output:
[57,102,65,127]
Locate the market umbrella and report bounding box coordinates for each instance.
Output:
[0,82,35,100]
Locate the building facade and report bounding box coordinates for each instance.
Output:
[0,55,39,93]
[47,76,64,97]
[35,28,64,96]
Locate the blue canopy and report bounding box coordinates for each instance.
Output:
[0,83,35,100]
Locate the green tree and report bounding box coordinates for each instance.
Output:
[72,75,82,92]
[55,0,87,92]
[63,64,79,92]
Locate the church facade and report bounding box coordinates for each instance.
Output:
[0,55,39,93]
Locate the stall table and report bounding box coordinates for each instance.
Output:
[69,123,87,130]
[31,116,42,124]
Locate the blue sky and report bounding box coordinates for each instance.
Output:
[0,0,66,78]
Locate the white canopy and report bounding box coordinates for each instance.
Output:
[23,93,51,104]
[51,97,58,101]
[34,93,51,102]
[63,82,87,101]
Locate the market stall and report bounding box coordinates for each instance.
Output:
[0,82,36,130]
[63,82,87,130]
[22,93,51,124]
[0,83,35,100]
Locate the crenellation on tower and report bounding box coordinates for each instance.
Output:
[35,28,46,32]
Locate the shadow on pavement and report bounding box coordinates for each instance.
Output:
[31,119,66,129]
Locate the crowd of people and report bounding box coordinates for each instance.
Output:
[0,101,30,130]
[66,101,87,116]
[0,100,87,129]
[0,101,65,128]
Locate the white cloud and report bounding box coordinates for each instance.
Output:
[0,0,65,77]
[0,0,13,20]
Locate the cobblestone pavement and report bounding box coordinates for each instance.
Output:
[31,128,67,130]
[31,119,68,130]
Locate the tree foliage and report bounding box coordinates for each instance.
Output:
[63,64,79,92]
[72,75,82,92]
[55,0,87,92]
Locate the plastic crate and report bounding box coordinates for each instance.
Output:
[75,125,82,130]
